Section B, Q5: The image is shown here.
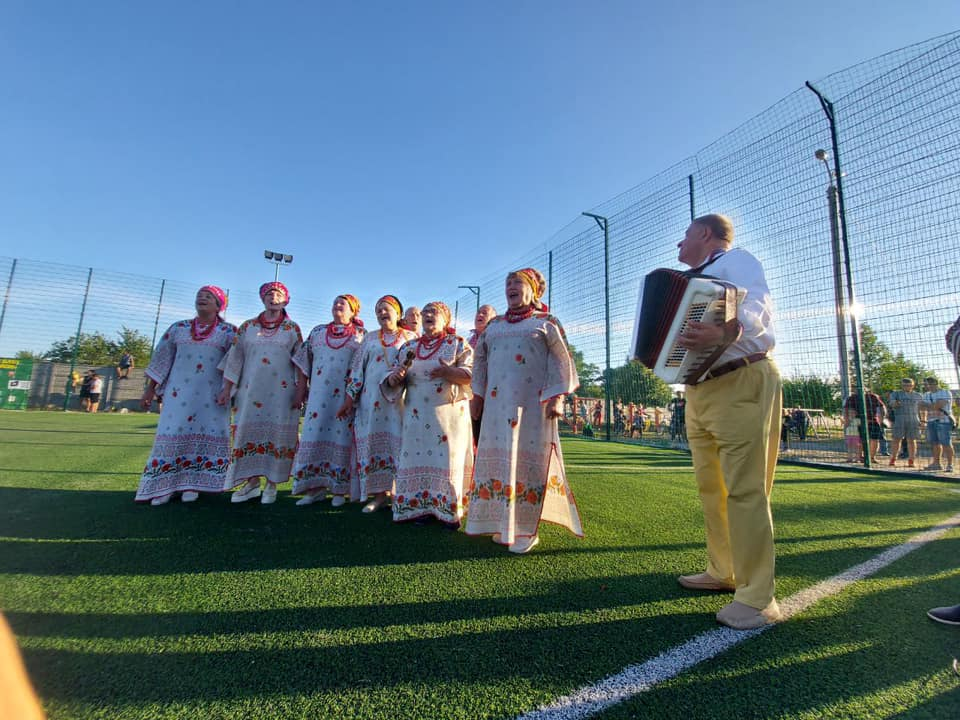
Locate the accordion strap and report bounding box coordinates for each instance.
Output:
[685,285,741,385]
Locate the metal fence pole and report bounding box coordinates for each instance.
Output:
[64,268,93,411]
[150,279,166,359]
[688,174,696,220]
[582,211,611,441]
[807,81,870,467]
[0,258,17,344]
[547,250,553,310]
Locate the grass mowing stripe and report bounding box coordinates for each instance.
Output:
[517,511,960,720]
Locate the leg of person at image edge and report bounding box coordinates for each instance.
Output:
[680,361,782,631]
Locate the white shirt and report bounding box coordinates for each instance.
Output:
[696,247,776,365]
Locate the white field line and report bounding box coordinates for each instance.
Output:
[517,512,960,720]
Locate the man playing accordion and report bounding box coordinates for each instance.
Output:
[673,214,783,630]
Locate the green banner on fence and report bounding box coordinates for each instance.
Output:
[0,358,33,410]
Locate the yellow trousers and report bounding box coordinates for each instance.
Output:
[686,358,782,609]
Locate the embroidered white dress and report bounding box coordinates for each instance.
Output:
[347,328,419,498]
[135,319,237,501]
[291,324,365,498]
[382,334,474,524]
[465,313,583,544]
[220,316,303,488]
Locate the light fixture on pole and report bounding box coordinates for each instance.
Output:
[264,251,294,282]
[815,149,850,402]
[458,285,480,314]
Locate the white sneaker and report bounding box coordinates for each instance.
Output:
[181,491,199,503]
[261,485,277,504]
[151,494,172,506]
[508,536,540,554]
[296,491,326,506]
[330,495,347,508]
[231,482,261,503]
[947,465,955,473]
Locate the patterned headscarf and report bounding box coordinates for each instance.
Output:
[509,268,548,310]
[259,282,290,305]
[424,301,455,334]
[376,294,403,318]
[199,285,227,311]
[336,294,364,327]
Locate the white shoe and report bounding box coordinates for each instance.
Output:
[330,495,347,508]
[508,536,540,554]
[296,491,326,506]
[261,485,277,504]
[151,494,172,506]
[181,491,199,503]
[231,482,261,503]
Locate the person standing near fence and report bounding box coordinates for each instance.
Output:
[290,294,366,508]
[465,268,583,554]
[921,377,955,473]
[136,286,236,505]
[217,282,304,504]
[674,214,782,630]
[888,378,922,468]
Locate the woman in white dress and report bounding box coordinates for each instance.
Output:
[136,285,236,505]
[465,268,583,553]
[383,301,473,528]
[291,294,365,507]
[337,295,417,513]
[217,282,304,505]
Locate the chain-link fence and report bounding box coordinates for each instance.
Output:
[2,33,959,473]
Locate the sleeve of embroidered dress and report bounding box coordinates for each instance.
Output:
[470,331,487,398]
[452,337,474,401]
[218,322,248,386]
[346,340,366,401]
[542,318,578,402]
[291,326,313,376]
[144,323,179,387]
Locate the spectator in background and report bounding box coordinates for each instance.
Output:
[592,399,603,429]
[921,377,954,473]
[400,306,422,336]
[116,350,134,379]
[843,387,885,463]
[79,369,93,411]
[87,371,103,413]
[468,304,497,445]
[888,378,922,468]
[790,407,809,441]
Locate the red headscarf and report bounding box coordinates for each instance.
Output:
[425,301,456,335]
[336,294,364,327]
[376,294,403,318]
[199,285,227,311]
[259,282,290,304]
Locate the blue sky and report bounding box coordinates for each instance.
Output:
[1,1,958,332]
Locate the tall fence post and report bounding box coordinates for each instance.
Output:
[547,250,553,310]
[0,258,17,344]
[63,268,93,411]
[150,279,166,360]
[582,212,611,441]
[688,174,696,220]
[807,81,870,467]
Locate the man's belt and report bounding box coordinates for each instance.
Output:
[700,352,769,383]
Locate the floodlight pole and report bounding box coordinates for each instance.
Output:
[264,251,294,282]
[458,285,480,314]
[582,211,611,442]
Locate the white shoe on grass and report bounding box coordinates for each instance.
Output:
[151,494,172,506]
[296,491,326,506]
[330,495,347,508]
[261,485,277,504]
[231,482,261,503]
[181,491,199,503]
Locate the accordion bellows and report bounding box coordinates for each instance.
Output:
[631,268,742,385]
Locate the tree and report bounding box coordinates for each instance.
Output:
[42,327,153,366]
[607,360,673,407]
[15,350,44,361]
[568,343,602,397]
[857,322,944,395]
[782,376,842,414]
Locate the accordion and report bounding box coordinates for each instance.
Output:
[631,268,743,385]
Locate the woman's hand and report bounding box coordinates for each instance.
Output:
[387,367,407,387]
[140,386,156,411]
[335,394,355,420]
[545,396,564,419]
[216,386,231,407]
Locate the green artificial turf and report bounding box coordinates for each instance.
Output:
[1,411,959,719]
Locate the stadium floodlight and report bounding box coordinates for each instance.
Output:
[263,250,294,281]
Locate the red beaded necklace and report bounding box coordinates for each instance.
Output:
[191,316,218,341]
[258,311,285,337]
[415,332,446,360]
[379,328,402,347]
[325,323,356,350]
[505,305,536,323]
